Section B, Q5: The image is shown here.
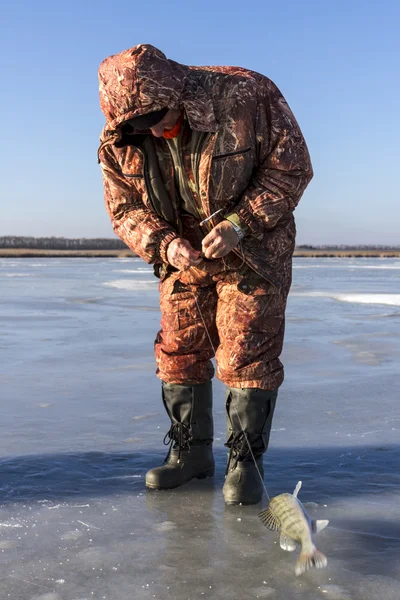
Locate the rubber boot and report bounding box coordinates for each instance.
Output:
[145,381,215,490]
[222,387,277,505]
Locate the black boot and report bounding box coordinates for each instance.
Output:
[145,381,215,490]
[223,387,277,505]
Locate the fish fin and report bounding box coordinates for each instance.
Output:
[279,533,297,552]
[295,549,328,576]
[312,519,329,534]
[258,508,280,531]
[293,481,302,498]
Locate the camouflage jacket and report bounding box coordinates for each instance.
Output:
[98,44,313,288]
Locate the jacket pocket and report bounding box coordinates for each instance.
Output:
[160,281,213,332]
[212,147,252,160]
[237,278,277,297]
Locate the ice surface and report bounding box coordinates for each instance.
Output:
[292,291,400,306]
[0,257,399,599]
[104,279,158,291]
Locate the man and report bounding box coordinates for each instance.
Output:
[98,44,313,505]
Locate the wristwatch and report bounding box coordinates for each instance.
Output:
[228,220,246,240]
[225,212,249,241]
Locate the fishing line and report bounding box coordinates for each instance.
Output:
[191,289,271,502]
[230,409,271,502]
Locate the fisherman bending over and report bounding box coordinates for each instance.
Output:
[98,44,313,505]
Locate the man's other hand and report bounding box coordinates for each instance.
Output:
[201,220,239,259]
[167,238,202,270]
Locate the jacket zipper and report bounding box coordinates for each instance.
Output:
[136,145,180,234]
[136,147,155,214]
[175,133,199,220]
[194,132,213,224]
[212,147,251,160]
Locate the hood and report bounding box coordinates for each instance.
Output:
[98,44,219,134]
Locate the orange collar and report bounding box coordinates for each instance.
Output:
[162,111,184,139]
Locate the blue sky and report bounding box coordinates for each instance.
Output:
[1,0,398,244]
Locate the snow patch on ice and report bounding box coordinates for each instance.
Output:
[103,279,157,291]
[333,336,395,365]
[154,521,177,532]
[31,594,62,600]
[292,291,400,306]
[348,264,400,270]
[113,268,153,273]
[132,412,160,421]
[0,540,17,549]
[336,294,400,306]
[253,585,276,597]
[69,297,103,304]
[61,530,84,541]
[319,584,351,599]
[293,262,400,270]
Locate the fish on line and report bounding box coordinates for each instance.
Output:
[259,481,329,576]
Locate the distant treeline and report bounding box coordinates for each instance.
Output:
[0,236,128,250]
[297,244,400,250]
[0,237,399,251]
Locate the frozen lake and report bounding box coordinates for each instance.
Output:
[1,257,399,600]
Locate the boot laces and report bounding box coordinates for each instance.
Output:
[163,423,192,460]
[225,431,253,474]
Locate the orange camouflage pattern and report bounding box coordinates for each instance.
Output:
[98,44,313,388]
[155,263,286,389]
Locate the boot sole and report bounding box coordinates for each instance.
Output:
[224,498,262,506]
[146,468,215,490]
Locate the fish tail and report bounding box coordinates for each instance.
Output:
[295,548,328,576]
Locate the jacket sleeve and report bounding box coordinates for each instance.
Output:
[233,78,313,235]
[100,146,178,264]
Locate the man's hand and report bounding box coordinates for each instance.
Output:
[167,238,202,270]
[201,220,239,259]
